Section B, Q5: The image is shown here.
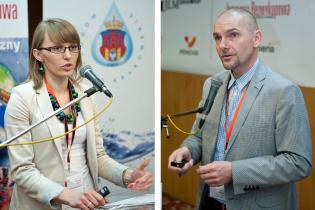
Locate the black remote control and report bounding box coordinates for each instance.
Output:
[98,186,110,197]
[171,159,188,168]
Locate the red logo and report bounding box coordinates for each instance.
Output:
[100,30,126,61]
[184,36,196,48]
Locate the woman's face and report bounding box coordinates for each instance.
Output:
[33,33,80,80]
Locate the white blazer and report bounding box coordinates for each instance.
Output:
[5,80,127,210]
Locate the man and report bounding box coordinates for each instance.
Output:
[168,8,312,210]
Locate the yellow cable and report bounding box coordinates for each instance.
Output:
[167,114,200,135]
[0,97,113,148]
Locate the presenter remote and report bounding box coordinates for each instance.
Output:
[171,159,188,168]
[98,186,110,197]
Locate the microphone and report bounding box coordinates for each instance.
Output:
[79,65,113,98]
[198,79,222,129]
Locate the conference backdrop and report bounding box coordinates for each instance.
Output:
[43,0,155,195]
[0,0,28,208]
[162,0,315,87]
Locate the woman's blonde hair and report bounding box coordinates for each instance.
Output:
[29,18,82,89]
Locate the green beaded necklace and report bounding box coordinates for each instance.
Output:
[45,79,81,123]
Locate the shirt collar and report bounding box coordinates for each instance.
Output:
[228,58,259,90]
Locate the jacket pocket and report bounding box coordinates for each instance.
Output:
[255,186,287,208]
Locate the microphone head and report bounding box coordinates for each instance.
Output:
[79,65,92,77]
[78,64,113,98]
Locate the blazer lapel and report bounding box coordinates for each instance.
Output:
[36,83,64,159]
[225,64,267,153]
[203,73,230,162]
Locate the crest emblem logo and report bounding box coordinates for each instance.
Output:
[92,2,133,67]
[100,17,126,61]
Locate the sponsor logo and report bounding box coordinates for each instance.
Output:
[184,36,196,48]
[81,2,145,82]
[226,1,291,18]
[258,41,279,53]
[162,0,201,12]
[179,36,198,56]
[91,3,133,68]
[99,17,127,62]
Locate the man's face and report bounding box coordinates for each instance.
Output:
[213,14,259,73]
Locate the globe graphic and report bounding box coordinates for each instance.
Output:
[0,63,16,133]
[0,63,16,210]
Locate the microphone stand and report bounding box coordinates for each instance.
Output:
[0,87,97,148]
[161,107,203,139]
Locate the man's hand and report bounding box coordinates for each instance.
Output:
[197,161,232,186]
[168,147,194,175]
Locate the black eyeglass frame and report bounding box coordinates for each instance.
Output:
[38,45,81,54]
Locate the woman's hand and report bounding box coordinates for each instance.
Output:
[124,159,153,192]
[52,188,109,210]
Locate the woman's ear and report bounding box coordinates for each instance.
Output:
[33,49,43,62]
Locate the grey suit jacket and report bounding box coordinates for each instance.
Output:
[182,61,312,210]
[5,80,127,210]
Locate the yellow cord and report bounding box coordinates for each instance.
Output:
[0,97,113,148]
[167,114,200,135]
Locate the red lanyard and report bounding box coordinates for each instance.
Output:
[224,81,250,150]
[45,79,77,170]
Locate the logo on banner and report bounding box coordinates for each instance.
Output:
[91,3,133,67]
[259,41,279,53]
[161,0,201,12]
[100,17,126,62]
[184,36,196,48]
[226,1,291,18]
[179,36,199,56]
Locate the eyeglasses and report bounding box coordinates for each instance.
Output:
[39,45,81,54]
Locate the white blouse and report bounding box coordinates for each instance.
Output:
[58,112,95,209]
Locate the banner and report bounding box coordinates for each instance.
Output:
[43,0,155,195]
[162,0,212,75]
[162,0,315,87]
[0,0,28,209]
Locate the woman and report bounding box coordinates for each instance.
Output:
[5,18,152,210]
